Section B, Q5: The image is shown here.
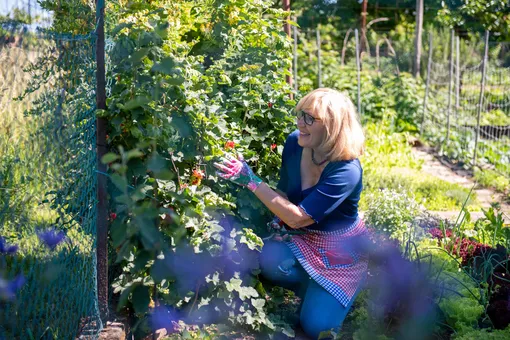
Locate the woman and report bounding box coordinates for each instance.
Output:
[214,88,367,339]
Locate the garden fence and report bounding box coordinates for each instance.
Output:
[0,1,102,339]
[293,25,510,180]
[421,31,510,178]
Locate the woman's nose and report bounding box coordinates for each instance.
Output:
[296,116,306,127]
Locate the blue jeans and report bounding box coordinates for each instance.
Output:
[259,240,359,340]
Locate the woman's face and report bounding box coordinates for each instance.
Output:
[296,109,327,149]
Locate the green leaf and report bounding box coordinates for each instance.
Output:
[165,76,185,86]
[151,57,179,75]
[111,173,128,191]
[133,250,152,271]
[112,22,134,36]
[117,282,138,311]
[132,284,150,314]
[124,96,151,110]
[130,48,150,64]
[102,153,120,164]
[111,219,127,248]
[172,116,192,137]
[126,149,144,160]
[208,105,221,114]
[153,169,174,180]
[147,153,167,172]
[250,298,265,309]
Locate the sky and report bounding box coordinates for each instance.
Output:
[1,0,52,29]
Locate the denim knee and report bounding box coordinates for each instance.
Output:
[259,240,307,290]
[299,281,358,339]
[300,313,346,340]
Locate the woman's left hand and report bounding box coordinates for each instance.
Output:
[213,153,262,192]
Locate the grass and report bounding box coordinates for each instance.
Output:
[361,122,479,212]
[362,167,478,211]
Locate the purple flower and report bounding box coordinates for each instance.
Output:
[0,275,25,301]
[37,228,66,250]
[0,236,18,255]
[151,305,180,332]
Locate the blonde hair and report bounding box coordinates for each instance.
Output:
[295,88,364,162]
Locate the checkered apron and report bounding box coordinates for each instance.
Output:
[285,218,368,307]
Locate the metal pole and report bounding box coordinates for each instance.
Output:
[355,29,361,115]
[446,29,454,143]
[293,18,298,93]
[473,31,489,167]
[455,36,460,119]
[95,0,108,322]
[420,32,433,135]
[316,26,322,88]
[413,0,423,77]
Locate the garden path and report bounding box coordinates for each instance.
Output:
[411,146,510,224]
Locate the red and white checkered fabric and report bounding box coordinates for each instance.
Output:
[285,218,368,307]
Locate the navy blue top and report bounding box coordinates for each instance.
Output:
[276,130,363,232]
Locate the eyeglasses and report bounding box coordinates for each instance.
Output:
[296,110,321,126]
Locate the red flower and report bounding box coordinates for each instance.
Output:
[110,212,117,221]
[192,169,204,180]
[106,134,109,140]
[225,141,235,150]
[271,143,277,150]
[190,169,205,186]
[268,102,273,108]
[180,183,188,190]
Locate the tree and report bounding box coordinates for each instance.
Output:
[437,0,510,40]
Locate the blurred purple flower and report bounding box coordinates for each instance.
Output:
[151,305,181,332]
[0,236,18,255]
[0,275,25,301]
[37,228,66,250]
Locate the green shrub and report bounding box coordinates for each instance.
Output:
[364,188,423,239]
[454,327,510,340]
[439,297,484,336]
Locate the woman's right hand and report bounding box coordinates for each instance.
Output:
[266,216,293,242]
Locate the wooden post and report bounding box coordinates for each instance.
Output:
[293,17,298,93]
[421,32,433,135]
[283,0,292,89]
[446,29,454,143]
[355,29,361,115]
[413,0,423,77]
[283,0,291,37]
[95,0,108,322]
[317,26,322,88]
[360,0,368,53]
[473,31,489,167]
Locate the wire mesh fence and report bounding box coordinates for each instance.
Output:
[293,24,510,180]
[0,1,101,339]
[422,32,510,178]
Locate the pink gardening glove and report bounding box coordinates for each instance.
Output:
[213,153,263,192]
